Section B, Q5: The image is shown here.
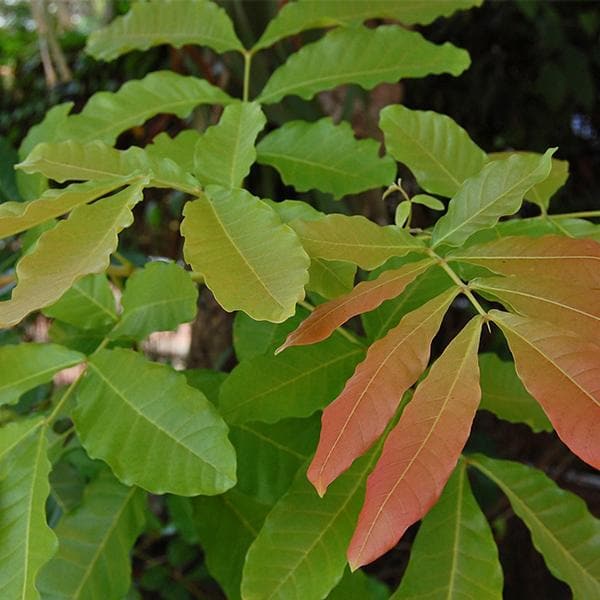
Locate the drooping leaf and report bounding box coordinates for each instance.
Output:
[308,288,458,496]
[146,130,201,173]
[17,141,199,194]
[0,419,56,600]
[491,311,600,469]
[380,105,487,197]
[181,186,309,322]
[328,568,390,600]
[256,118,396,199]
[278,258,434,352]
[348,316,482,568]
[86,0,243,61]
[258,25,470,104]
[0,183,144,328]
[73,348,236,495]
[109,261,198,341]
[36,470,146,600]
[220,334,364,424]
[290,214,425,270]
[0,343,83,406]
[391,461,502,599]
[449,234,600,287]
[472,275,600,343]
[469,454,600,599]
[194,102,266,188]
[478,353,552,433]
[254,0,482,50]
[43,274,117,331]
[193,490,271,600]
[432,150,555,248]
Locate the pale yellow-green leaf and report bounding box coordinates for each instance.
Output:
[146,130,201,173]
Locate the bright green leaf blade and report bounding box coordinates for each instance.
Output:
[478,353,552,433]
[308,258,356,299]
[411,194,445,211]
[43,274,117,331]
[86,0,243,61]
[394,202,411,228]
[0,183,144,328]
[73,348,236,496]
[0,420,56,600]
[220,334,364,424]
[469,455,600,600]
[146,130,201,173]
[432,149,555,248]
[256,118,395,199]
[328,568,390,600]
[181,186,309,323]
[257,25,470,104]
[290,213,425,270]
[254,0,482,50]
[391,462,503,599]
[0,343,84,406]
[37,470,146,600]
[194,102,266,188]
[0,178,134,240]
[380,105,487,197]
[109,262,198,341]
[193,490,271,600]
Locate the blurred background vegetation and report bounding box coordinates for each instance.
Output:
[1,1,599,598]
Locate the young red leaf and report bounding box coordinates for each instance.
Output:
[277,258,434,352]
[449,235,600,287]
[348,316,483,570]
[491,310,600,469]
[307,287,459,497]
[472,275,600,343]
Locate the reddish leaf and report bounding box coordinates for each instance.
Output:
[491,310,600,470]
[450,235,600,287]
[307,287,458,496]
[472,275,600,343]
[277,258,434,352]
[347,316,483,570]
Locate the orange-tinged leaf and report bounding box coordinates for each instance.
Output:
[473,275,600,343]
[277,258,434,353]
[449,235,600,287]
[307,287,459,496]
[348,316,483,569]
[491,310,600,469]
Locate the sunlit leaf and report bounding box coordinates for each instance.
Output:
[411,194,445,211]
[86,0,243,61]
[469,455,600,599]
[146,130,201,173]
[348,316,482,568]
[380,105,486,197]
[258,25,470,104]
[181,186,309,323]
[491,310,600,469]
[73,348,236,495]
[256,118,395,198]
[308,288,458,496]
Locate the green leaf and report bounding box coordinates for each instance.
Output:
[478,353,552,432]
[256,118,395,199]
[73,348,236,496]
[258,25,470,104]
[194,102,266,188]
[411,194,445,211]
[254,0,482,50]
[380,105,487,198]
[394,202,411,227]
[183,369,227,405]
[17,141,199,194]
[219,334,364,424]
[37,470,146,600]
[193,490,271,600]
[43,274,117,331]
[48,460,86,514]
[0,418,56,600]
[391,462,503,599]
[432,149,555,248]
[328,568,390,600]
[146,130,201,173]
[469,455,600,599]
[0,183,144,328]
[307,258,357,299]
[109,262,198,341]
[0,135,21,202]
[290,213,425,270]
[86,0,243,61]
[181,186,309,323]
[48,322,106,356]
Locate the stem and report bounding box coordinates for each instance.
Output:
[299,299,365,347]
[547,210,600,220]
[243,50,252,102]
